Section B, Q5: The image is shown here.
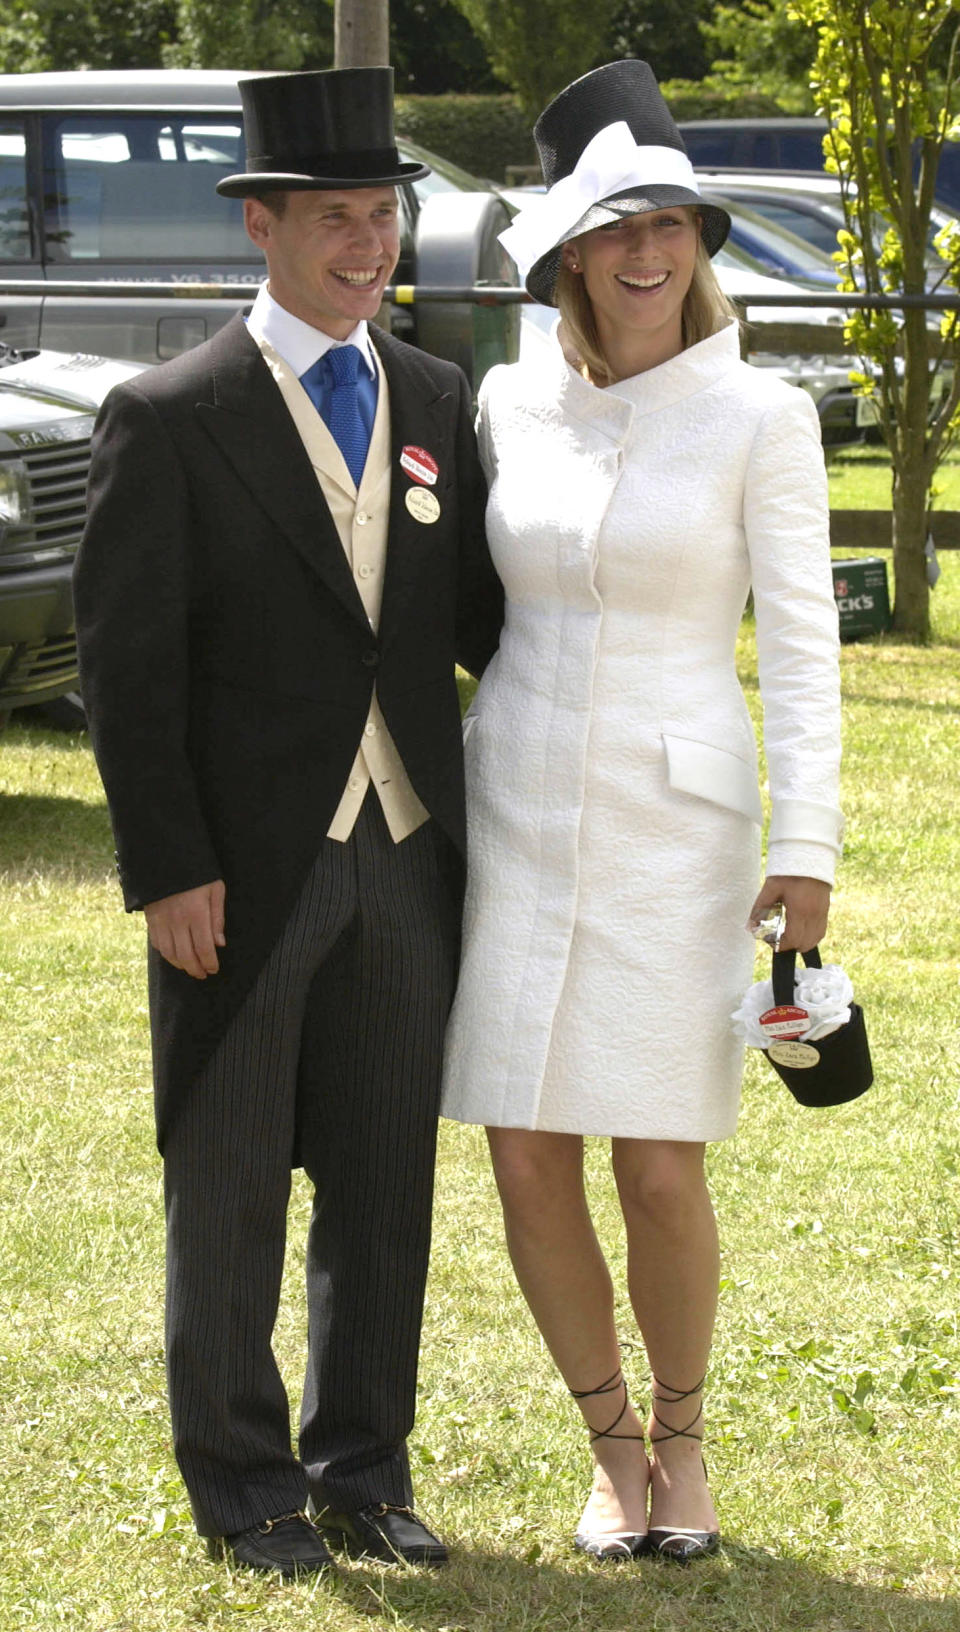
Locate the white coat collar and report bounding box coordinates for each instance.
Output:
[604,319,742,415]
[542,317,742,432]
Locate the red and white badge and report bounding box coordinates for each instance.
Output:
[400,445,439,486]
[758,1004,809,1042]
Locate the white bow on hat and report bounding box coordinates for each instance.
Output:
[499,120,703,282]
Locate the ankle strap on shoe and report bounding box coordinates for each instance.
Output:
[569,1367,645,1443]
[650,1373,706,1447]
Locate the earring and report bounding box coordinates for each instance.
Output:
[570,260,580,271]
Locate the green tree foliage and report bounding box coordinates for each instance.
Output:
[391,0,501,93]
[395,93,534,179]
[793,0,960,641]
[0,0,176,72]
[700,0,818,114]
[165,0,330,69]
[609,0,713,82]
[448,0,617,120]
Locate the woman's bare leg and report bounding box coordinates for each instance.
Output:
[611,1138,719,1535]
[487,1127,649,1539]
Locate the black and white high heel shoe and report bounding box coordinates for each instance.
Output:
[646,1373,720,1564]
[570,1367,649,1561]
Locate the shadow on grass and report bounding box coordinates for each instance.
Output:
[840,688,960,713]
[331,1540,956,1632]
[0,791,113,884]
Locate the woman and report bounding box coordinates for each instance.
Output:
[442,60,844,1564]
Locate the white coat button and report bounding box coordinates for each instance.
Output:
[355,511,369,525]
[364,722,377,736]
[357,562,373,578]
[348,776,361,792]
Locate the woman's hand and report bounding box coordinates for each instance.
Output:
[747,875,831,953]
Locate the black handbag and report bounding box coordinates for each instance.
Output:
[763,946,873,1108]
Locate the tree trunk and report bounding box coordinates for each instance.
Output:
[335,0,389,66]
[891,472,931,640]
[890,307,932,640]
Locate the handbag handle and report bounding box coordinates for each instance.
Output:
[772,944,822,1007]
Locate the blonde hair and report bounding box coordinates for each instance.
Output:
[554,218,738,387]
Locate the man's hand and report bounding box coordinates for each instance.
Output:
[144,880,226,979]
[747,875,831,953]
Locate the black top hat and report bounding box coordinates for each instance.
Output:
[511,60,729,306]
[216,67,430,197]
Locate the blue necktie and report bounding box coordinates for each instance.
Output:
[300,345,371,488]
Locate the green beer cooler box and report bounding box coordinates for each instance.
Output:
[831,556,891,640]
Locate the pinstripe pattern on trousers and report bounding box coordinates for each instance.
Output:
[162,794,461,1538]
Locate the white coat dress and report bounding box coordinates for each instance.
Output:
[441,321,843,1140]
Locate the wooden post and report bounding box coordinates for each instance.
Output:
[335,0,389,66]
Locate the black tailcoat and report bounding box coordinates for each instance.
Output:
[74,316,503,1148]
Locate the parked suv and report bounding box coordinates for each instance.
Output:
[679,117,830,173]
[0,70,517,387]
[678,115,960,214]
[0,342,141,719]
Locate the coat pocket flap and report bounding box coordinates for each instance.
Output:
[663,733,763,825]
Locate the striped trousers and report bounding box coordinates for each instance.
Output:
[161,795,461,1537]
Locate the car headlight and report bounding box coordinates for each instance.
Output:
[0,459,30,529]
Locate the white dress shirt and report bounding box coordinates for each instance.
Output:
[246,282,378,382]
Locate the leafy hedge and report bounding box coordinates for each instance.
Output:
[395,87,793,183]
[659,80,790,119]
[394,94,536,183]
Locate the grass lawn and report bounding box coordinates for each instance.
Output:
[827,439,960,518]
[0,464,958,1629]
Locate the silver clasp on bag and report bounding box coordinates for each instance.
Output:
[753,902,786,951]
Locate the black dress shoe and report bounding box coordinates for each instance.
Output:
[645,1527,721,1564]
[574,1526,647,1560]
[207,1511,336,1577]
[318,1502,448,1567]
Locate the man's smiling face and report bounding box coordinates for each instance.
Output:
[244,187,401,338]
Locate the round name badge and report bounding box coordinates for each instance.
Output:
[400,444,439,486]
[768,1040,821,1069]
[758,1004,809,1041]
[405,486,441,524]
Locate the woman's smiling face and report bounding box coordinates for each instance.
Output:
[562,205,701,371]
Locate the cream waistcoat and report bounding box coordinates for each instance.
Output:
[250,330,429,842]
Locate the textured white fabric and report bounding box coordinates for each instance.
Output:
[442,320,842,1139]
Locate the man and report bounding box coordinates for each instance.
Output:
[74,67,502,1579]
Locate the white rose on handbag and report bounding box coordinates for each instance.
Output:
[733,947,872,1108]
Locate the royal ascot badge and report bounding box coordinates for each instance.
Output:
[405,487,440,525]
[758,1004,809,1042]
[768,1039,821,1069]
[400,445,439,486]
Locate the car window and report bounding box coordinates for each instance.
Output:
[779,132,827,168]
[727,206,835,275]
[749,133,778,167]
[42,114,250,262]
[0,121,32,260]
[744,200,843,257]
[400,139,489,199]
[679,130,740,167]
[934,141,960,209]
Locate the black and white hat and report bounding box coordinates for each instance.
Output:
[217,67,430,198]
[501,60,730,306]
